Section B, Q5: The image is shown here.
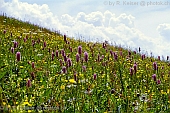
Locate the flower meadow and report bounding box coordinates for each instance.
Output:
[0,15,170,113]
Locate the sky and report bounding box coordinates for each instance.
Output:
[1,0,170,58]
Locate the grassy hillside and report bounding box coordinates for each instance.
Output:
[0,15,170,113]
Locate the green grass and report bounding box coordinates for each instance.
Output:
[0,15,170,113]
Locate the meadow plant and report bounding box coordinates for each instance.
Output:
[16,52,21,61]
[0,15,170,113]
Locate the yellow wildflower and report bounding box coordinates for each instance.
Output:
[167,89,169,94]
[22,101,32,106]
[28,110,32,113]
[7,105,11,108]
[79,73,84,77]
[55,74,58,77]
[91,84,95,88]
[69,79,76,84]
[161,90,166,94]
[60,85,65,90]
[20,66,24,68]
[3,102,6,105]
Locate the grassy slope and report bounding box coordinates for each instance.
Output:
[0,15,170,112]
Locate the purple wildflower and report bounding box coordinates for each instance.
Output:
[157,79,161,84]
[161,66,164,70]
[142,54,145,60]
[97,53,100,62]
[26,79,31,87]
[32,62,35,68]
[43,41,47,48]
[152,74,156,81]
[14,41,18,48]
[82,65,86,72]
[128,51,131,56]
[153,62,157,70]
[64,34,67,42]
[158,56,160,60]
[31,72,35,79]
[74,72,77,81]
[62,66,67,74]
[114,52,118,61]
[32,40,35,47]
[61,49,65,57]
[16,52,21,61]
[3,30,6,34]
[110,50,113,56]
[78,46,82,55]
[56,50,59,57]
[70,47,72,52]
[134,64,137,73]
[167,56,169,61]
[24,38,27,42]
[67,58,72,67]
[63,55,67,62]
[51,52,55,61]
[93,73,97,80]
[111,89,115,94]
[130,68,133,75]
[139,47,141,53]
[11,47,14,53]
[134,51,136,54]
[76,53,80,62]
[84,52,88,62]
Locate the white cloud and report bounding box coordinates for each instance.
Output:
[1,0,170,57]
[104,10,115,27]
[157,23,170,40]
[61,14,75,26]
[75,11,104,27]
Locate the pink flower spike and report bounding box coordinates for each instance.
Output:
[62,66,67,74]
[16,52,21,61]
[74,72,77,81]
[152,74,156,81]
[153,62,157,70]
[84,52,88,62]
[55,50,59,57]
[78,46,82,55]
[76,53,80,62]
[43,41,47,48]
[130,68,133,75]
[67,58,72,67]
[32,62,35,68]
[3,30,6,34]
[158,56,160,60]
[26,79,31,87]
[133,64,137,73]
[14,41,18,48]
[64,34,67,42]
[157,79,161,84]
[82,65,86,72]
[51,52,55,61]
[11,47,14,53]
[167,56,169,61]
[93,73,97,80]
